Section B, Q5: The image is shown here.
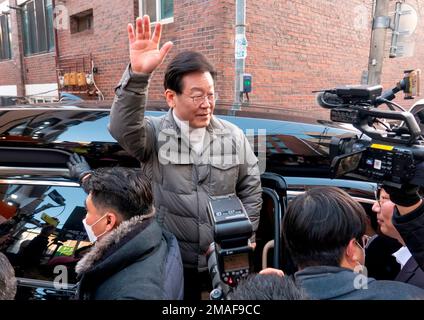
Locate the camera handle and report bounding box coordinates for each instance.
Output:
[355,108,421,145]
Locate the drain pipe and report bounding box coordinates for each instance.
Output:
[232,0,247,112]
[52,0,61,101]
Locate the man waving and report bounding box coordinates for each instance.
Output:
[109,15,262,300]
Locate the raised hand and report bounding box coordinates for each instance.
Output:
[128,15,173,74]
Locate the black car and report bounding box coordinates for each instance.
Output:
[0,102,377,299]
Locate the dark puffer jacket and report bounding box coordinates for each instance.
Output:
[393,202,424,271]
[75,216,183,300]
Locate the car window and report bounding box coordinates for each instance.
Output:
[0,182,89,300]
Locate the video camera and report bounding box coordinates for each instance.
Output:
[316,69,423,188]
[206,195,253,300]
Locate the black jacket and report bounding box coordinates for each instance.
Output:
[365,235,401,280]
[75,216,184,300]
[19,234,49,268]
[393,201,424,271]
[395,256,424,289]
[294,266,424,300]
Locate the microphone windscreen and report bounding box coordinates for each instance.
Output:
[316,92,344,109]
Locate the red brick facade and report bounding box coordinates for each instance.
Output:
[23,53,57,84]
[381,0,424,110]
[55,0,136,99]
[0,0,25,96]
[1,0,423,114]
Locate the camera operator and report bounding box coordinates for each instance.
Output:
[372,187,424,288]
[383,165,424,270]
[283,186,424,300]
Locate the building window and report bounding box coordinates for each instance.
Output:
[21,0,54,56]
[0,14,12,60]
[140,0,174,23]
[70,9,93,34]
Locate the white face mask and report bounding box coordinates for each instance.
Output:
[82,214,107,243]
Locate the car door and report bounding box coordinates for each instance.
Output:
[256,175,377,274]
[0,171,89,300]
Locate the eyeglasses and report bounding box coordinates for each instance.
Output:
[375,186,391,207]
[355,234,372,250]
[183,93,218,106]
[376,194,391,208]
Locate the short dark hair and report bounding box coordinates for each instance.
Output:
[282,187,367,269]
[0,252,16,300]
[229,274,307,300]
[82,167,153,220]
[164,51,217,94]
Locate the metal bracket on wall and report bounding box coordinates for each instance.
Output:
[373,16,391,29]
[57,53,94,96]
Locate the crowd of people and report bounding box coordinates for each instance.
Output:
[2,14,424,301]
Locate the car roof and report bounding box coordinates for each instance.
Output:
[0,102,360,181]
[2,100,354,128]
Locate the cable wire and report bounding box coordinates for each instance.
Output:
[91,60,105,101]
[378,98,407,112]
[52,205,66,218]
[374,118,391,130]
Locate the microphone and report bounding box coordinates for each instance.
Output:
[316,91,345,109]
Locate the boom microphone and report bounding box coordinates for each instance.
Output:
[316,91,345,109]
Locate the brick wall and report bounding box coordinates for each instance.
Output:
[380,0,424,110]
[245,0,373,115]
[55,0,136,99]
[1,0,423,114]
[23,53,57,84]
[1,0,58,98]
[244,0,424,115]
[0,0,24,95]
[55,0,233,103]
[148,0,423,115]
